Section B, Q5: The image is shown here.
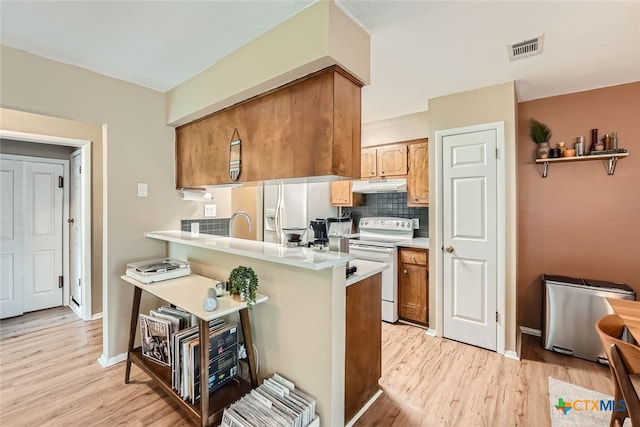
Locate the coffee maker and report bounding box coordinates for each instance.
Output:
[309,219,328,247]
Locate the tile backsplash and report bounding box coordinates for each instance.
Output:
[181,218,229,236]
[344,193,429,237]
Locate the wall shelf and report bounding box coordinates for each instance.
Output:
[535,152,629,178]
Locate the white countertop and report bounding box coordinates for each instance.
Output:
[346,259,388,287]
[395,237,430,249]
[145,231,355,271]
[121,273,268,321]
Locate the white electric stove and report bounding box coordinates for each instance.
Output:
[349,217,414,323]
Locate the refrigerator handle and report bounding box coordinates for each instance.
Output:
[275,183,283,244]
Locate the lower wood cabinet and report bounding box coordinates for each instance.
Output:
[398,247,428,325]
[330,181,362,207]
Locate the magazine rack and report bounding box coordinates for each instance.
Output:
[121,273,268,427]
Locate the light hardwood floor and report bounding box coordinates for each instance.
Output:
[0,307,612,426]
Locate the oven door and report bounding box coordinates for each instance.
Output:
[348,244,398,323]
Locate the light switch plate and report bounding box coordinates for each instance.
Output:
[412,218,419,229]
[137,183,148,197]
[204,204,216,217]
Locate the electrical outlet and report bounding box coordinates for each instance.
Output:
[190,222,199,235]
[412,218,419,229]
[204,204,216,217]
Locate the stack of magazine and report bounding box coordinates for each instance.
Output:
[139,307,239,404]
[221,373,319,427]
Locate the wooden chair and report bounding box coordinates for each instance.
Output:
[595,314,640,427]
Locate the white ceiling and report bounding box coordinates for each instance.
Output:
[1,1,639,124]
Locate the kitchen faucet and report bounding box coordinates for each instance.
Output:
[229,210,252,236]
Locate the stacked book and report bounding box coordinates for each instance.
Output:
[138,306,239,404]
[221,373,319,427]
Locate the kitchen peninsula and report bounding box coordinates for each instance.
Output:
[144,231,387,425]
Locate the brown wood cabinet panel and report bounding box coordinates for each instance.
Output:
[376,144,408,177]
[398,248,429,325]
[345,273,382,424]
[330,181,362,207]
[399,249,427,265]
[360,147,377,178]
[175,66,362,188]
[407,140,429,207]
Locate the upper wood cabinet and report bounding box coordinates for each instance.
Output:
[330,181,362,207]
[175,66,362,187]
[407,140,429,207]
[360,143,408,179]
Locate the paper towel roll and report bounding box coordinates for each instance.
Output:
[180,189,212,201]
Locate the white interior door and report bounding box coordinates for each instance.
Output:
[443,128,497,351]
[70,152,82,308]
[0,159,24,319]
[22,161,64,313]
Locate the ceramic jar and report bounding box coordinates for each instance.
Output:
[537,142,550,159]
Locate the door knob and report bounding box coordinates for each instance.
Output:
[403,269,407,274]
[445,246,454,253]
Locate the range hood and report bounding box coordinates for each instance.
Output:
[351,178,407,193]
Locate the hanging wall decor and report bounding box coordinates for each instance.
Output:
[229,128,242,181]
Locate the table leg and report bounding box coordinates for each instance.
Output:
[199,318,210,427]
[125,287,142,384]
[239,309,259,388]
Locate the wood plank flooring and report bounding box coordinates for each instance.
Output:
[0,307,612,426]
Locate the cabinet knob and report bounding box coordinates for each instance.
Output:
[403,269,407,274]
[445,246,454,253]
[414,197,418,201]
[370,172,374,176]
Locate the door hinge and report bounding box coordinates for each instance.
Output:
[79,165,82,174]
[495,148,500,159]
[58,176,63,188]
[58,276,64,288]
[496,311,499,322]
[78,278,81,287]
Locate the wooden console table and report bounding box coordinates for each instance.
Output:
[121,273,268,427]
[607,298,640,342]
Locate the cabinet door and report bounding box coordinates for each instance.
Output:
[361,148,377,179]
[407,142,429,207]
[398,263,428,324]
[330,181,362,207]
[377,144,408,177]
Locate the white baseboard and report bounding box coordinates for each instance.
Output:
[425,328,437,337]
[504,350,520,361]
[520,326,542,337]
[91,312,103,320]
[97,352,127,368]
[345,389,383,427]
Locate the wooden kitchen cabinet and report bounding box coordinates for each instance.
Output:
[398,248,428,325]
[359,143,408,179]
[175,66,362,187]
[330,181,362,207]
[407,140,429,207]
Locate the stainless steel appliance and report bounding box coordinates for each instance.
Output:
[263,182,336,245]
[349,217,414,323]
[542,274,635,363]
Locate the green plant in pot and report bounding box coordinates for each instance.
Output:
[228,265,259,308]
[528,118,552,159]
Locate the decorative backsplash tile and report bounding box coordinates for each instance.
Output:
[344,193,429,237]
[181,218,229,236]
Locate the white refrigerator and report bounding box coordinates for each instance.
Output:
[263,182,336,244]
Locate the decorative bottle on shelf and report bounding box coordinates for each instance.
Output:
[590,129,598,153]
[612,131,618,150]
[603,134,612,151]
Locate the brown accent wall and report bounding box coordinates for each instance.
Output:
[517,82,640,330]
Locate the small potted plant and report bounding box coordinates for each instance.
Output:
[228,265,259,308]
[528,118,552,159]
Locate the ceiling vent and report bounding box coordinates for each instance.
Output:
[508,34,544,61]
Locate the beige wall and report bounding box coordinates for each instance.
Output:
[428,81,518,354]
[0,45,200,359]
[517,82,640,331]
[362,111,429,147]
[165,1,370,126]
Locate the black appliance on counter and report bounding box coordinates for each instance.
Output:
[309,219,328,247]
